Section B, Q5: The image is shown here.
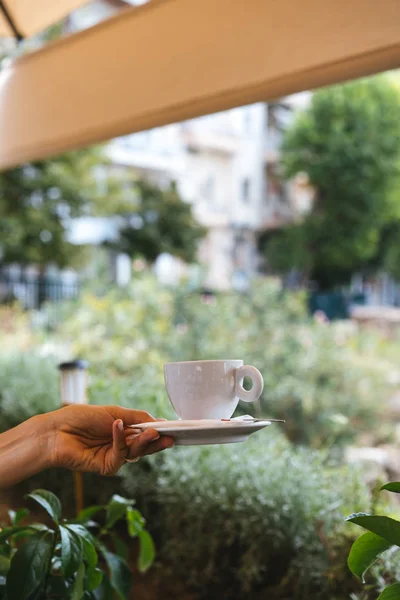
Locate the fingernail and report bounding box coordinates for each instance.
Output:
[117,420,124,432]
[149,432,160,441]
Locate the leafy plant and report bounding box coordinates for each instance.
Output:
[105,178,207,263]
[0,275,394,449]
[123,431,371,599]
[0,149,106,270]
[266,75,400,289]
[347,482,400,599]
[0,354,59,433]
[0,490,154,600]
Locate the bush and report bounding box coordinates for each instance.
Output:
[122,431,373,600]
[0,275,394,450]
[47,275,392,449]
[0,353,59,432]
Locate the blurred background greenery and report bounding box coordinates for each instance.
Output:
[1,274,400,599]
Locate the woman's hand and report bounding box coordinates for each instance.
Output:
[46,405,174,475]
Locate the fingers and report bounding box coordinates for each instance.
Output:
[111,419,129,469]
[107,407,157,426]
[139,436,174,457]
[125,428,174,460]
[123,417,167,437]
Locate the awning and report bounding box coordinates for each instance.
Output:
[1,0,400,170]
[0,0,90,39]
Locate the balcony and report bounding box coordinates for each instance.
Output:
[181,124,239,155]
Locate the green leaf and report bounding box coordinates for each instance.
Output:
[66,524,95,545]
[112,535,129,561]
[381,482,400,494]
[0,523,46,543]
[0,526,27,542]
[0,557,10,577]
[126,507,145,537]
[138,530,155,573]
[11,524,49,543]
[86,566,103,591]
[348,531,393,582]
[59,525,83,579]
[83,539,98,569]
[102,550,132,600]
[76,505,104,524]
[8,509,29,526]
[347,515,400,547]
[106,495,134,529]
[377,583,400,599]
[70,562,85,600]
[65,524,97,568]
[6,531,53,600]
[27,490,62,524]
[96,574,114,600]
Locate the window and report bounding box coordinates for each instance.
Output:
[241,178,250,203]
[201,176,215,203]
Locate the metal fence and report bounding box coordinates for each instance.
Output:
[0,271,79,310]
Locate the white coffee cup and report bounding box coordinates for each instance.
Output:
[164,359,264,420]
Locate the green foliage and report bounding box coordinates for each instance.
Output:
[348,532,392,583]
[0,277,398,599]
[0,353,59,432]
[267,75,400,289]
[63,276,388,447]
[0,149,105,268]
[0,490,154,600]
[123,431,371,599]
[0,276,392,448]
[377,583,400,599]
[106,179,207,263]
[380,482,400,494]
[347,483,400,599]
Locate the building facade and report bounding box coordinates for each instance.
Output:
[69,1,311,290]
[106,98,310,289]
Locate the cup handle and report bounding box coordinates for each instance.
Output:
[234,365,264,403]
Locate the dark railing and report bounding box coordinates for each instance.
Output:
[0,271,79,310]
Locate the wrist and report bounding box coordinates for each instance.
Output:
[0,413,57,488]
[28,413,57,470]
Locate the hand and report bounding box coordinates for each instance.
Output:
[46,405,173,475]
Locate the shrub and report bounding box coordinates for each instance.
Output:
[50,275,392,448]
[122,430,373,600]
[0,275,393,448]
[0,354,59,432]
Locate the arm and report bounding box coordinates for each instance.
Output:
[0,405,173,489]
[0,414,52,489]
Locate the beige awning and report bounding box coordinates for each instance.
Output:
[1,0,400,170]
[0,0,90,38]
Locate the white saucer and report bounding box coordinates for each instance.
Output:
[131,418,273,446]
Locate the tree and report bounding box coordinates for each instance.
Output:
[104,178,207,263]
[0,147,205,274]
[0,149,105,268]
[264,76,400,290]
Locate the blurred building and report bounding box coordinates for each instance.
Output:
[69,1,312,290]
[107,97,311,289]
